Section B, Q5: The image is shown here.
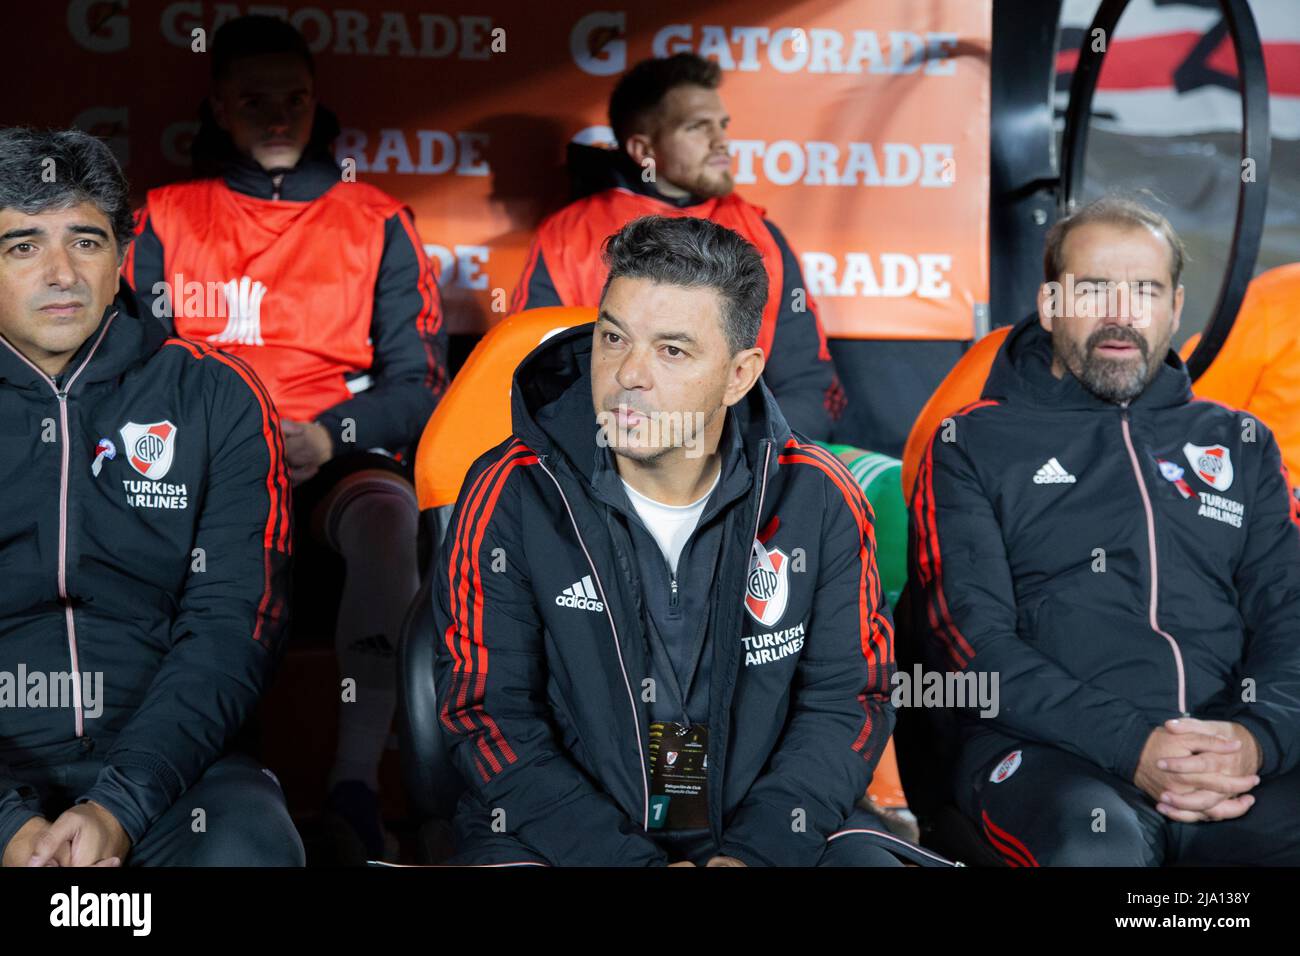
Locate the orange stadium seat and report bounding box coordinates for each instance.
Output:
[901,325,1011,502]
[1178,264,1300,488]
[415,305,595,511]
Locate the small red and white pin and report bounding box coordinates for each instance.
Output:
[1156,458,1195,500]
[92,437,117,477]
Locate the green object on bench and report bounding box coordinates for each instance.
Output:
[814,443,907,609]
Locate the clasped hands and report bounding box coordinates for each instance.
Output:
[1134,718,1262,822]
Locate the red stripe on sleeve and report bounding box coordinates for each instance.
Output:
[163,339,290,646]
[777,440,894,759]
[120,205,150,289]
[910,402,999,669]
[443,444,521,731]
[779,441,893,672]
[440,442,537,772]
[394,211,445,394]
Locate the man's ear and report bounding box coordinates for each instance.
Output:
[624,133,654,171]
[1037,281,1057,333]
[724,347,765,408]
[1172,284,1185,335]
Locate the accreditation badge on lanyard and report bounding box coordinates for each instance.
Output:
[647,721,709,830]
[643,527,722,830]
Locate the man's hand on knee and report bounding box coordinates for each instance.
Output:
[1155,718,1263,822]
[2,817,51,867]
[1135,719,1262,822]
[1135,723,1247,795]
[1160,718,1262,777]
[27,802,130,867]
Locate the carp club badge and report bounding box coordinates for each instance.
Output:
[120,421,178,480]
[745,541,789,627]
[1183,442,1234,492]
[990,750,1023,783]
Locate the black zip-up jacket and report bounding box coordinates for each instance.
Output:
[432,323,895,866]
[908,316,1300,787]
[0,285,290,853]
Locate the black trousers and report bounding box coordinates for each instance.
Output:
[11,752,304,866]
[956,742,1300,866]
[448,793,953,867]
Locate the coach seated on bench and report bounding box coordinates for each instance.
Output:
[0,128,302,867]
[431,215,949,867]
[907,197,1300,866]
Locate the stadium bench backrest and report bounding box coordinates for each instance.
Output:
[901,325,1011,502]
[415,306,595,510]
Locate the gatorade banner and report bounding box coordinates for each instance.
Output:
[6,1,991,340]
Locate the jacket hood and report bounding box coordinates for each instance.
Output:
[567,142,708,209]
[190,99,343,201]
[982,313,1194,411]
[0,278,168,392]
[510,322,792,484]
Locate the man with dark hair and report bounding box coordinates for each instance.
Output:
[908,197,1300,865]
[510,53,845,442]
[0,126,302,866]
[433,215,952,867]
[123,14,449,861]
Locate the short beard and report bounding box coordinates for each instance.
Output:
[1055,325,1167,404]
[687,168,734,199]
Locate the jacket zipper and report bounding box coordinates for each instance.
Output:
[0,314,116,737]
[1119,410,1189,716]
[536,456,651,828]
[751,442,773,547]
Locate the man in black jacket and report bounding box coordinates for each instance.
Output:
[0,127,302,866]
[909,197,1300,865]
[434,215,953,867]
